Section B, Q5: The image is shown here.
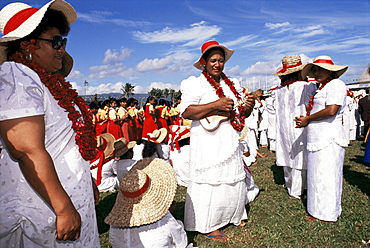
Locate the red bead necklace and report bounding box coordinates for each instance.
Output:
[9,46,97,161]
[202,71,246,131]
[306,80,330,116]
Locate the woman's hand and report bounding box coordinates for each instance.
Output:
[215,97,234,112]
[241,95,255,117]
[294,115,309,128]
[55,205,81,241]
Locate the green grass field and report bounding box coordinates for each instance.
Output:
[96,139,370,247]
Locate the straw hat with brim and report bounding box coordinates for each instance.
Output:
[104,157,177,227]
[274,55,306,76]
[142,128,167,143]
[193,40,234,70]
[97,133,115,159]
[0,0,77,77]
[114,138,136,157]
[301,55,348,79]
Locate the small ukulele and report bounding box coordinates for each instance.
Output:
[200,91,258,131]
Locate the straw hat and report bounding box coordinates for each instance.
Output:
[301,55,348,79]
[96,133,115,159]
[104,157,177,227]
[274,55,305,76]
[193,40,234,70]
[142,128,167,143]
[114,138,136,157]
[0,0,77,76]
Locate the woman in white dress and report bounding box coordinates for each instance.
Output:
[295,55,348,223]
[0,0,100,247]
[180,40,255,241]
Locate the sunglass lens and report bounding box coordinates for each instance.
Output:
[53,36,67,49]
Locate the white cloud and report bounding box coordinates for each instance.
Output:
[103,47,133,64]
[67,69,84,81]
[265,22,290,29]
[135,56,174,72]
[88,63,134,79]
[77,11,150,27]
[240,61,278,76]
[132,22,221,46]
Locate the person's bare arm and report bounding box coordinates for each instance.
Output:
[182,97,234,120]
[0,116,81,241]
[294,105,340,128]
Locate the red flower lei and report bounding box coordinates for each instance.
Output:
[306,80,330,116]
[9,49,97,161]
[202,71,246,131]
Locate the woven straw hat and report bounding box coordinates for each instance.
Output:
[301,55,348,79]
[193,40,234,70]
[0,0,77,76]
[96,133,115,159]
[274,55,305,76]
[114,138,136,157]
[104,158,177,227]
[142,128,167,143]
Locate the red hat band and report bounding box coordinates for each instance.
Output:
[201,40,220,53]
[313,59,334,65]
[3,7,39,35]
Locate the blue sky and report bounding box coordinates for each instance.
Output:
[2,0,370,95]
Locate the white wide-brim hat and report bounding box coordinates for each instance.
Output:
[142,128,168,144]
[301,55,348,79]
[193,40,234,70]
[0,0,77,76]
[104,158,177,227]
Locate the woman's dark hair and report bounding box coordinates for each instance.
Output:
[158,99,166,106]
[118,97,127,104]
[144,96,155,111]
[142,141,157,158]
[7,9,70,57]
[108,98,117,105]
[279,71,303,84]
[89,102,99,110]
[127,97,136,106]
[202,47,225,62]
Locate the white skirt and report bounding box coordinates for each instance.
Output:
[307,142,345,222]
[184,179,247,233]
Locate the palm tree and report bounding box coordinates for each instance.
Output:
[169,89,175,103]
[148,88,163,98]
[163,88,170,100]
[121,82,135,98]
[84,80,88,96]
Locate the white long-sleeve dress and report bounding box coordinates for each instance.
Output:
[271,81,317,198]
[0,62,100,247]
[306,78,347,222]
[180,74,247,233]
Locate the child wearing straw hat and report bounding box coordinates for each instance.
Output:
[272,55,317,199]
[104,158,196,248]
[295,55,348,223]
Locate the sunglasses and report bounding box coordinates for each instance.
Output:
[37,35,67,50]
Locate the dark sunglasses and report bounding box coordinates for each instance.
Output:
[37,35,67,50]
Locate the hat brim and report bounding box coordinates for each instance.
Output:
[301,63,348,79]
[0,0,76,43]
[193,44,234,70]
[273,64,305,76]
[97,133,115,159]
[104,158,177,227]
[0,0,76,77]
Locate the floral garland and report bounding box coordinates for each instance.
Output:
[306,80,331,116]
[202,71,246,131]
[9,43,97,161]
